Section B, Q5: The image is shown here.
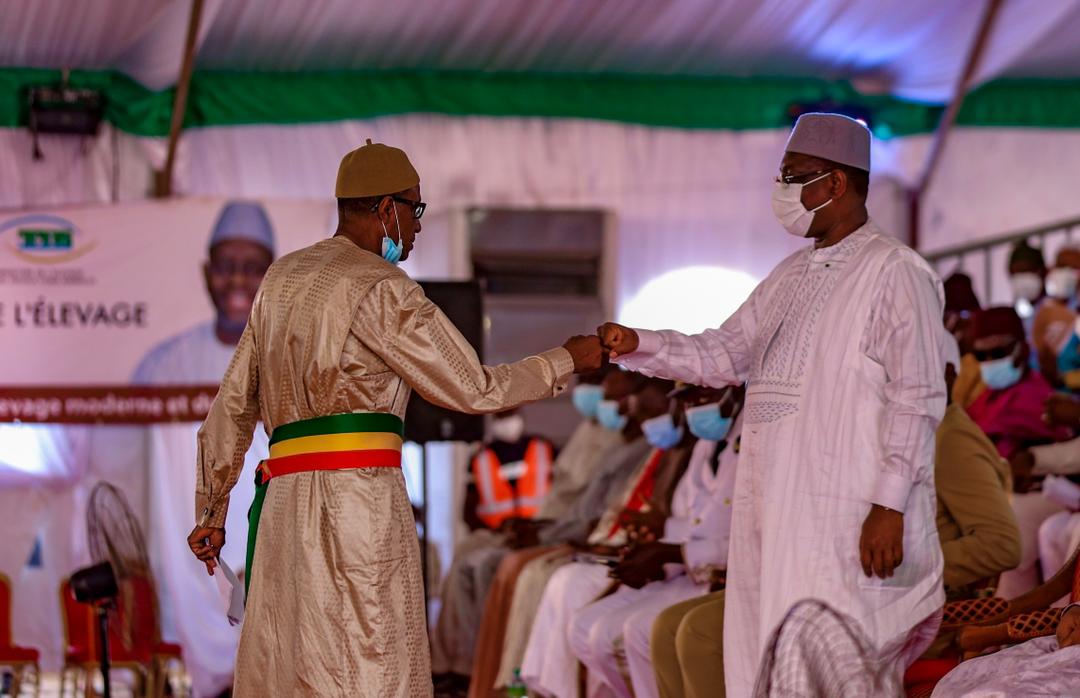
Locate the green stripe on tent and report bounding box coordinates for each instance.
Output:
[269,412,405,445]
[2,67,1080,135]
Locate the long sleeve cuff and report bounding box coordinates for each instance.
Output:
[871,472,913,513]
[683,537,728,572]
[539,346,575,395]
[614,328,663,369]
[1031,438,1080,476]
[196,492,230,528]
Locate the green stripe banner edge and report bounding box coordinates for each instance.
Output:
[269,412,405,445]
[3,67,1080,137]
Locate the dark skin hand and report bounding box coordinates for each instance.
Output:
[859,505,904,579]
[622,510,667,544]
[563,335,605,374]
[1058,606,1080,648]
[613,542,682,589]
[1044,393,1080,430]
[506,519,544,550]
[1009,449,1038,494]
[187,525,225,576]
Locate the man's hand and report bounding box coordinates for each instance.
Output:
[621,510,667,544]
[1009,449,1037,493]
[563,335,604,373]
[597,323,639,359]
[187,526,225,576]
[859,505,903,579]
[1057,605,1080,648]
[613,542,681,589]
[1044,393,1080,429]
[506,519,543,550]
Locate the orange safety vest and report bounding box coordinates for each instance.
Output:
[471,438,553,529]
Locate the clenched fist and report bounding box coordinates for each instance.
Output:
[188,525,225,576]
[563,335,604,373]
[597,323,639,358]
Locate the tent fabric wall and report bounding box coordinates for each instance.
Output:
[4,114,1078,299]
[6,0,1080,101]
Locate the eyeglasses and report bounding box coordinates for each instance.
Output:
[972,344,1019,362]
[372,196,426,219]
[776,169,833,185]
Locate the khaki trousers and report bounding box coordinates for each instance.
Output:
[650,591,726,698]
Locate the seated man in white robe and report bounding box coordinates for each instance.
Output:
[931,605,1080,697]
[570,387,744,698]
[522,385,743,698]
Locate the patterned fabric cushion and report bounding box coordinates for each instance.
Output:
[942,596,1010,628]
[1007,608,1064,642]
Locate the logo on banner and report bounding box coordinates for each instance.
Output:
[0,213,97,264]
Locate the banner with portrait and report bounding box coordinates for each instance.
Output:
[0,197,335,423]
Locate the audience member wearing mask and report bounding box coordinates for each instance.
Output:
[936,362,1021,601]
[517,384,710,698]
[431,369,632,685]
[470,409,555,532]
[534,365,628,520]
[466,377,676,698]
[1008,240,1047,334]
[920,362,1022,659]
[568,385,745,698]
[1032,247,1080,383]
[649,387,747,698]
[966,308,1072,599]
[966,307,1068,460]
[943,272,986,408]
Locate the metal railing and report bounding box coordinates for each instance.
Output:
[923,215,1080,305]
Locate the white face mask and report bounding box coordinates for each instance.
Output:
[771,172,833,237]
[491,414,525,443]
[1010,272,1043,303]
[1046,267,1079,300]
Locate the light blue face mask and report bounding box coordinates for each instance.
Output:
[596,399,628,432]
[685,402,733,441]
[980,355,1023,391]
[641,413,684,449]
[380,204,405,265]
[572,384,604,419]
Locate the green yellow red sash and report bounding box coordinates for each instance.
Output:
[245,412,404,597]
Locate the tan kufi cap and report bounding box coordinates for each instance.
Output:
[335,139,420,197]
[785,113,871,172]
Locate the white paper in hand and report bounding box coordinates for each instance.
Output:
[216,557,246,626]
[1043,475,1080,512]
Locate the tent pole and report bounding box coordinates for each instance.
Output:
[154,0,205,198]
[910,0,1003,252]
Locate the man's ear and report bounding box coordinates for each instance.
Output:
[830,169,849,199]
[375,195,394,221]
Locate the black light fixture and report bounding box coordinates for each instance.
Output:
[70,561,117,698]
[26,69,105,160]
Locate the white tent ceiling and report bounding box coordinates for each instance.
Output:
[3,0,1080,100]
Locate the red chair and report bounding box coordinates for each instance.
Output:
[59,577,152,698]
[0,572,41,697]
[127,575,188,697]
